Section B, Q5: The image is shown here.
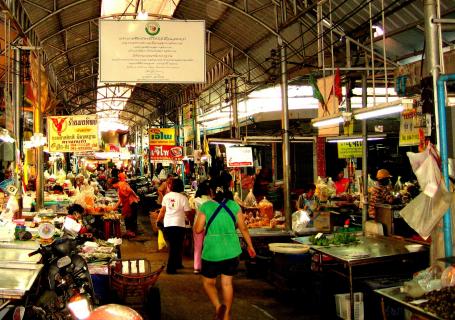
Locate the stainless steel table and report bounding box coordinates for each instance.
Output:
[0,240,39,250]
[0,247,41,264]
[375,286,442,320]
[0,262,43,300]
[294,235,429,318]
[0,243,43,301]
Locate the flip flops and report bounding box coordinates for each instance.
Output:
[215,304,226,320]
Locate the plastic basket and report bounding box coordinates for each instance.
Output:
[110,259,164,307]
[335,292,364,320]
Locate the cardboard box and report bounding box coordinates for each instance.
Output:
[313,212,333,232]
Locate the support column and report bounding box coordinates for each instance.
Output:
[361,73,368,232]
[424,0,441,146]
[139,126,144,175]
[230,77,240,139]
[193,100,201,150]
[178,106,185,154]
[35,50,44,210]
[279,42,291,230]
[317,3,323,68]
[13,49,22,215]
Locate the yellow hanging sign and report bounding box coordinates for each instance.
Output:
[149,128,175,146]
[47,115,99,153]
[337,141,363,159]
[399,110,420,146]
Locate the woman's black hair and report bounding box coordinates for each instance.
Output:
[302,183,316,193]
[52,185,64,193]
[195,180,210,198]
[171,178,184,193]
[209,177,233,203]
[68,204,85,215]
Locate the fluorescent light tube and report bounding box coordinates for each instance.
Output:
[354,101,404,120]
[312,115,344,128]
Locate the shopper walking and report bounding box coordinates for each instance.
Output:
[157,174,174,205]
[157,178,191,274]
[114,172,140,237]
[192,180,211,274]
[194,178,256,320]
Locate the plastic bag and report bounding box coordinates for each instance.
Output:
[394,176,403,193]
[400,144,452,239]
[315,178,329,202]
[243,189,257,207]
[441,265,455,287]
[158,230,167,251]
[326,177,336,198]
[291,210,311,233]
[402,266,443,298]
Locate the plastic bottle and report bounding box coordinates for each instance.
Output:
[394,176,403,193]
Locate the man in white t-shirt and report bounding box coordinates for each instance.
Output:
[157,178,192,274]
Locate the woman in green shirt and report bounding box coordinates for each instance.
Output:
[194,177,256,320]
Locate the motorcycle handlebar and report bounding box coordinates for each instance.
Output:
[28,249,41,257]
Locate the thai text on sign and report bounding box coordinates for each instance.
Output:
[226,146,253,167]
[337,141,363,159]
[149,145,183,161]
[399,110,420,146]
[149,128,175,146]
[47,115,99,153]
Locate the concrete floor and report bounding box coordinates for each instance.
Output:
[119,213,322,320]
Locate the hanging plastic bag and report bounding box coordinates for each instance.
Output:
[158,230,167,251]
[243,189,257,207]
[292,210,311,233]
[400,144,452,239]
[315,178,328,202]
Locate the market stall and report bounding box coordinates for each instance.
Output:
[293,233,430,318]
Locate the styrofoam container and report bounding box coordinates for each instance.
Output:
[335,292,364,320]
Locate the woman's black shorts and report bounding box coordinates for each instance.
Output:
[201,257,239,278]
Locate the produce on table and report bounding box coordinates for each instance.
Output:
[308,232,358,246]
[421,286,455,320]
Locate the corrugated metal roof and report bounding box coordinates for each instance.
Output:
[3,0,454,127]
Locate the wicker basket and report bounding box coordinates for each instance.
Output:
[110,258,164,307]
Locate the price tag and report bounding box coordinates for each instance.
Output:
[315,232,323,239]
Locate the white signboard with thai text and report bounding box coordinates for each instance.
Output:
[99,20,206,83]
[226,146,253,167]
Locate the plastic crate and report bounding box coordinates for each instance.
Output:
[335,292,364,320]
[110,259,164,307]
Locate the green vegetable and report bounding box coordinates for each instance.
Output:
[309,233,358,246]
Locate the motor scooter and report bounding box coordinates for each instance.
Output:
[23,221,97,319]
